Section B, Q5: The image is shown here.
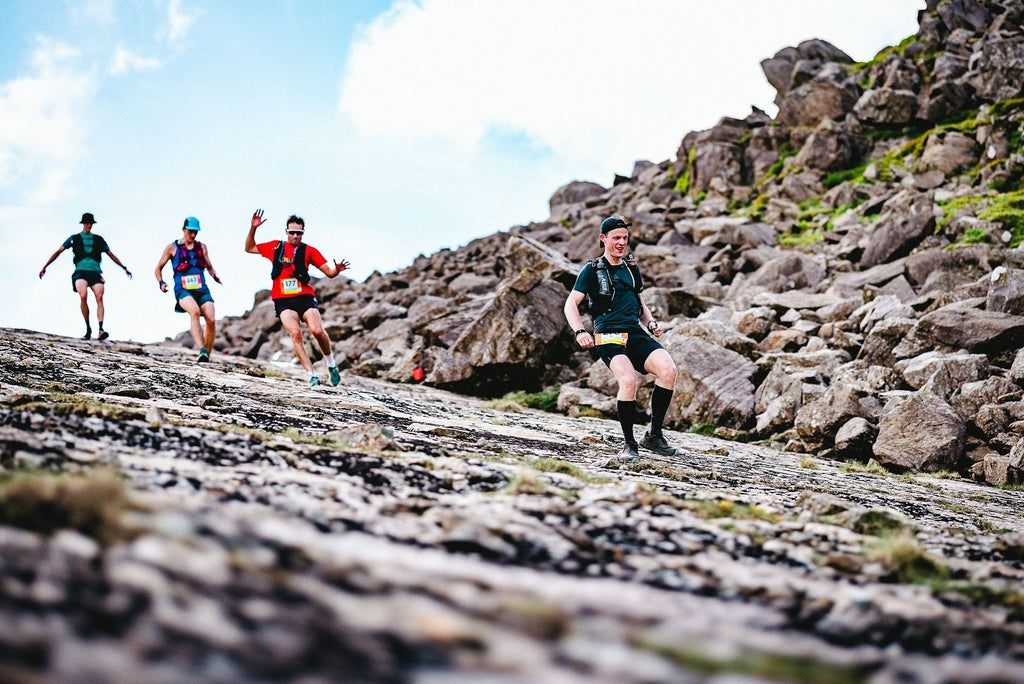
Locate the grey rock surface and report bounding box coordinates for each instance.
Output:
[2,329,1024,682]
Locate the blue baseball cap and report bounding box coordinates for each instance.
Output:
[183,216,201,231]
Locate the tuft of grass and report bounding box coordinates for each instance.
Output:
[850,507,913,537]
[0,469,140,546]
[778,229,824,248]
[636,638,869,684]
[800,456,821,470]
[978,189,1024,247]
[674,146,697,195]
[690,422,717,437]
[496,387,561,413]
[503,468,556,496]
[948,226,991,247]
[841,460,890,476]
[532,457,610,484]
[867,530,950,585]
[685,497,780,522]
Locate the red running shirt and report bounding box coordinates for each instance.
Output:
[256,240,327,299]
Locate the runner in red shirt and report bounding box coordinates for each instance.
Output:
[245,209,350,387]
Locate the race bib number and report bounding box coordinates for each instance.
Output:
[281,278,302,295]
[181,274,203,290]
[595,332,628,346]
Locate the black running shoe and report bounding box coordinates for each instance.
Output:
[97,330,109,341]
[640,431,679,457]
[618,441,640,462]
[82,330,91,340]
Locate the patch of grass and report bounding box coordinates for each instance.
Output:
[674,146,697,195]
[23,392,148,422]
[575,406,605,418]
[823,163,870,189]
[503,468,556,496]
[735,193,769,221]
[841,460,890,476]
[778,229,824,248]
[623,461,692,482]
[800,456,821,470]
[978,189,1024,247]
[850,507,914,537]
[497,387,561,413]
[949,226,991,247]
[532,457,610,484]
[867,530,950,585]
[685,497,780,522]
[636,638,869,684]
[690,422,717,437]
[0,468,140,545]
[941,582,1024,621]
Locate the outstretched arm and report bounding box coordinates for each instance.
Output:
[245,209,265,254]
[316,258,350,278]
[105,250,132,279]
[39,245,66,278]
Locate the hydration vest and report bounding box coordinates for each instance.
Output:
[270,242,310,286]
[172,240,208,272]
[70,233,104,265]
[588,254,643,316]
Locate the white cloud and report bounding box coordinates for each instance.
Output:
[163,0,200,45]
[338,0,925,173]
[0,36,95,202]
[109,45,163,75]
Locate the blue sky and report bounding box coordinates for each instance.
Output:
[2,0,924,342]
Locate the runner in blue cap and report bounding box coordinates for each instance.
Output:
[155,216,222,363]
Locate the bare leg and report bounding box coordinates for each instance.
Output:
[303,307,332,358]
[74,279,91,329]
[177,296,205,350]
[91,282,105,327]
[201,301,216,352]
[279,310,313,374]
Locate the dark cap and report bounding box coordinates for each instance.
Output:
[600,216,631,234]
[80,212,97,224]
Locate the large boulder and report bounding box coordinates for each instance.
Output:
[860,191,936,268]
[854,88,919,125]
[662,333,758,430]
[920,131,981,175]
[428,235,579,393]
[873,382,966,473]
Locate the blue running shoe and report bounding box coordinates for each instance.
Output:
[310,376,321,388]
[328,366,341,386]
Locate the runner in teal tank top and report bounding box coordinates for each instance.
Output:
[38,212,133,340]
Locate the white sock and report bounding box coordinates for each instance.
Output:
[325,353,336,367]
[308,369,317,379]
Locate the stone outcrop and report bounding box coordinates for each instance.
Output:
[200,0,1024,487]
[3,330,1024,681]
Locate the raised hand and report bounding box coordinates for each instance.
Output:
[251,209,266,230]
[336,258,350,272]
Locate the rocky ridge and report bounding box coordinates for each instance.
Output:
[208,0,1024,486]
[2,329,1024,682]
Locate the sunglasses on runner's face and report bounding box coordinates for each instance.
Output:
[287,230,304,236]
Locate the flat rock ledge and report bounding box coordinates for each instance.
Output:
[1,328,1023,683]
